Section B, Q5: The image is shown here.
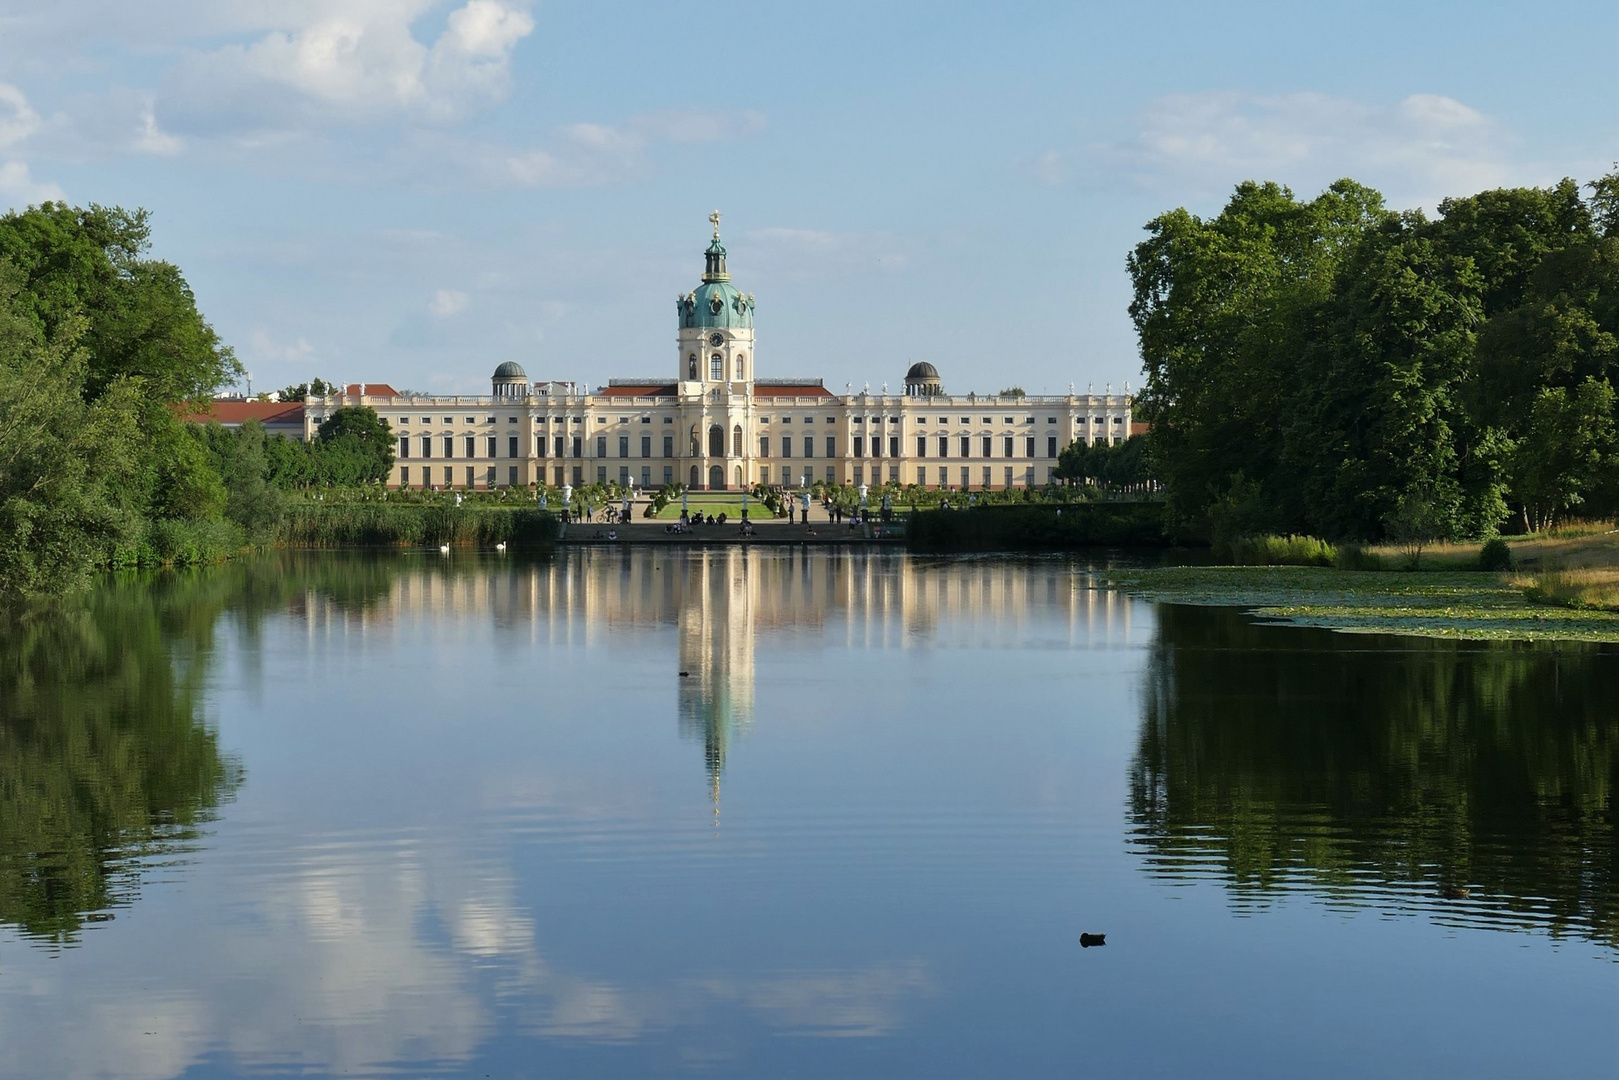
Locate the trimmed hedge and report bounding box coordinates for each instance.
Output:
[906,503,1168,551]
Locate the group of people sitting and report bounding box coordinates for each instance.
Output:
[665,511,735,534]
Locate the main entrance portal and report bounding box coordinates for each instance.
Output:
[708,464,725,491]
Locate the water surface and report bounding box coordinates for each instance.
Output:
[1,549,1612,1078]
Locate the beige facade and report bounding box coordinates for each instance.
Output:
[303,226,1131,492]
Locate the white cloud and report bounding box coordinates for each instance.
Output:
[429,288,468,316]
[1029,149,1066,186]
[1109,90,1543,208]
[744,226,911,278]
[160,0,535,135]
[0,84,41,147]
[249,327,317,362]
[0,161,65,207]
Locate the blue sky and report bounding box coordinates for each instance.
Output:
[1,0,1614,396]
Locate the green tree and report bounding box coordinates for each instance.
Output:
[311,405,394,485]
[0,267,143,602]
[1505,378,1618,531]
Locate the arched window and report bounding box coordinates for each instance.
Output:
[710,353,723,380]
[708,424,725,458]
[732,425,743,456]
[690,464,700,488]
[688,354,697,379]
[735,354,745,379]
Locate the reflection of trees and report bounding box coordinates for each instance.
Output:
[0,553,409,945]
[1129,605,1617,947]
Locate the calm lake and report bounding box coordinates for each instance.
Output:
[1,548,1613,1079]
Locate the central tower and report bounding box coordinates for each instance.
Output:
[677,211,755,392]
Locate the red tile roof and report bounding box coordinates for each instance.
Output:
[1129,421,1149,437]
[598,384,677,397]
[181,401,306,426]
[753,384,835,398]
[345,383,400,397]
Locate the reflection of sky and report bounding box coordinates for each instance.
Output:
[0,551,1611,1080]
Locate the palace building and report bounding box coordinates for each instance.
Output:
[301,215,1133,491]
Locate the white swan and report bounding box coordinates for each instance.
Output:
[495,542,507,552]
[439,544,450,555]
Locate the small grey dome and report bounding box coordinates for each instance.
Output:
[493,361,527,380]
[905,361,940,381]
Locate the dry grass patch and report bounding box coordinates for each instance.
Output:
[1517,568,1619,611]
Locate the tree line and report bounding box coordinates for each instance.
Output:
[0,202,393,603]
[1130,170,1618,542]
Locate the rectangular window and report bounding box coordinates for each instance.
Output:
[983,466,992,488]
[400,466,410,485]
[641,465,651,487]
[641,435,651,458]
[761,465,771,484]
[663,465,673,485]
[960,436,971,458]
[939,436,949,458]
[710,356,723,380]
[1047,436,1057,458]
[465,436,476,458]
[572,465,583,485]
[982,436,992,458]
[854,465,864,484]
[618,436,629,458]
[782,438,792,458]
[803,437,814,458]
[399,436,410,458]
[825,436,836,458]
[1025,436,1036,458]
[853,436,864,457]
[443,466,453,486]
[487,436,498,458]
[508,436,518,458]
[889,436,899,458]
[572,436,582,458]
[825,466,835,483]
[888,466,898,483]
[554,436,564,458]
[537,435,547,458]
[760,436,770,457]
[595,436,607,458]
[509,466,518,486]
[872,435,881,458]
[465,466,475,487]
[1005,466,1014,488]
[490,466,499,487]
[1003,437,1013,458]
[421,436,433,458]
[662,435,674,458]
[917,466,927,486]
[916,437,927,458]
[960,466,969,487]
[619,466,629,486]
[596,466,607,483]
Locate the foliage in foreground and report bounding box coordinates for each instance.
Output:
[1131,169,1619,542]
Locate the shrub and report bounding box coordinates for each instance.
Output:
[1218,534,1336,567]
[1479,538,1513,571]
[1332,543,1385,570]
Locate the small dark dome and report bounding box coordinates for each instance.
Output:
[493,361,527,380]
[905,361,940,381]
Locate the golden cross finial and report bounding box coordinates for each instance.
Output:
[709,209,722,238]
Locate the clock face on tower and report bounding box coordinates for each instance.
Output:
[708,333,724,347]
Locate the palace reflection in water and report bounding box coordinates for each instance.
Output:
[0,549,1611,1080]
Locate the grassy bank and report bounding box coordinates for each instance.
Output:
[908,502,1166,551]
[1100,565,1619,642]
[275,503,558,548]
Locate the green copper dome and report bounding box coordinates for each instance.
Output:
[678,221,754,329]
